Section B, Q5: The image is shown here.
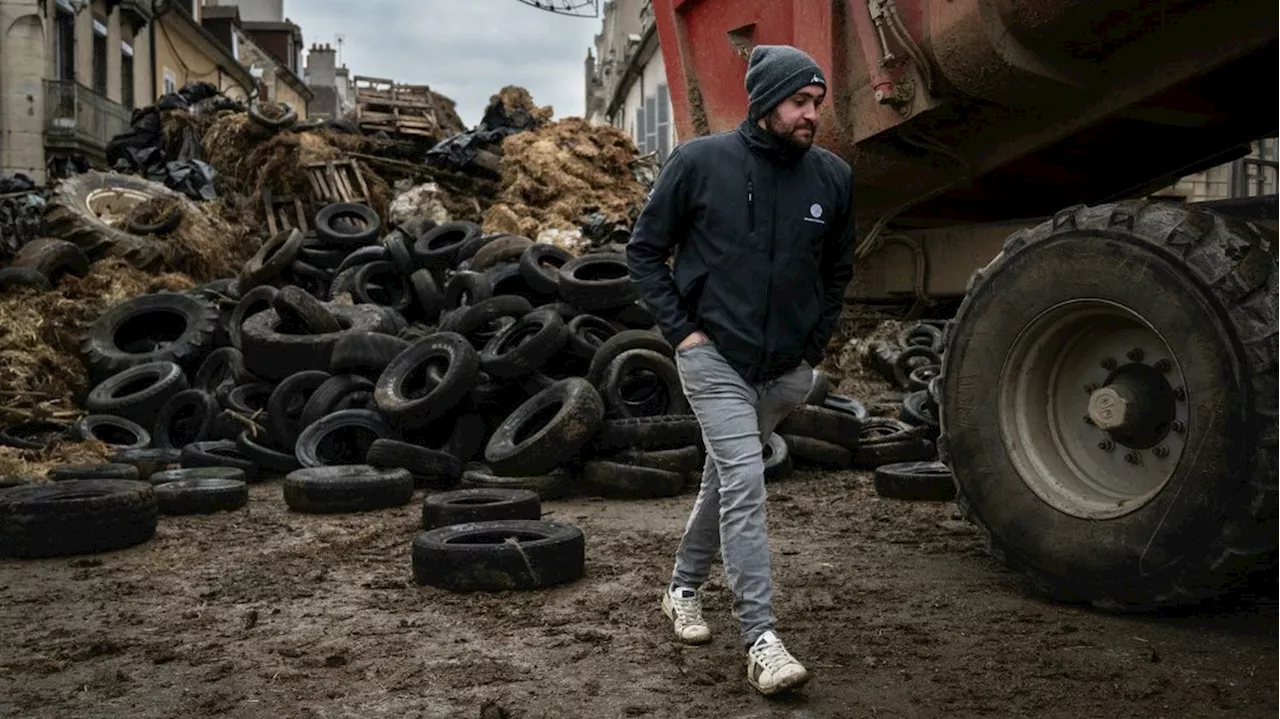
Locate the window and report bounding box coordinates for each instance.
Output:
[656,83,671,161]
[163,68,178,95]
[122,41,135,109]
[635,106,644,152]
[92,17,108,95]
[54,8,75,81]
[644,95,657,154]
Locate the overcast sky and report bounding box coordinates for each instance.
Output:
[283,0,600,127]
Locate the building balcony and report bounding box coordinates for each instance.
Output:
[113,0,156,27]
[43,79,132,156]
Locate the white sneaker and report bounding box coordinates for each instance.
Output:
[746,631,810,695]
[661,585,711,645]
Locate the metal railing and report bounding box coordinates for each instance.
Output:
[43,79,131,150]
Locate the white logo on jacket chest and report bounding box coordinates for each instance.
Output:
[804,203,826,224]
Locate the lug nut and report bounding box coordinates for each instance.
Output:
[1127,348,1145,362]
[1098,439,1114,452]
[1174,387,1186,401]
[1083,415,1096,426]
[1152,445,1170,458]
[1153,359,1172,373]
[1084,382,1099,393]
[1125,451,1142,465]
[1171,420,1186,434]
[1100,357,1117,371]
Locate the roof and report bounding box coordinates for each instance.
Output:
[242,20,302,37]
[200,5,241,22]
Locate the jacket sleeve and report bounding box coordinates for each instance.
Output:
[626,149,700,347]
[806,169,856,366]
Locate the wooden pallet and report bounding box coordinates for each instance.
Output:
[354,74,452,139]
[262,189,309,237]
[304,159,371,205]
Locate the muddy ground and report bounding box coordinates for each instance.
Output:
[0,468,1274,719]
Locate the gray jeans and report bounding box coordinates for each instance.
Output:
[669,342,812,646]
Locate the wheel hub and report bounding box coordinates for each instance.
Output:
[999,300,1190,520]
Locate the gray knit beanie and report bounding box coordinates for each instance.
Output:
[744,45,827,121]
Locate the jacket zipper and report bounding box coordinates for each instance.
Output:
[758,170,776,382]
[747,178,755,231]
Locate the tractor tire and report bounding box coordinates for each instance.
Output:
[43,171,178,263]
[940,200,1277,611]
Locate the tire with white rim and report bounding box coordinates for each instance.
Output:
[940,200,1277,610]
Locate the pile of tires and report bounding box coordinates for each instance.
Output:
[860,321,955,502]
[0,201,874,564]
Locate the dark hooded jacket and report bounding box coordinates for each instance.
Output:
[626,119,855,383]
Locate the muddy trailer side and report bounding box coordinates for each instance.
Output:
[650,0,1278,609]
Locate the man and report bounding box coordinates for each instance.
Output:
[626,44,855,696]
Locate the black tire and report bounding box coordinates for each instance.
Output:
[240,229,303,290]
[893,346,941,389]
[0,479,157,558]
[421,488,541,530]
[48,463,140,482]
[485,261,544,303]
[248,101,297,130]
[484,378,605,476]
[150,466,245,486]
[459,464,573,500]
[776,404,861,452]
[235,429,302,474]
[80,292,219,382]
[193,347,248,393]
[855,418,935,469]
[470,235,532,272]
[899,390,940,434]
[295,409,395,468]
[228,285,278,351]
[282,465,414,514]
[366,438,463,488]
[315,202,380,248]
[9,238,90,283]
[374,332,480,430]
[72,414,150,450]
[898,323,944,353]
[479,308,568,379]
[519,243,574,296]
[239,304,395,381]
[558,253,636,312]
[0,267,52,293]
[154,477,248,515]
[443,271,494,312]
[565,314,618,360]
[224,382,273,418]
[330,332,411,379]
[111,447,182,481]
[0,421,70,451]
[411,519,585,591]
[85,361,190,430]
[413,221,479,269]
[383,229,419,276]
[802,369,830,406]
[442,295,533,340]
[334,245,388,275]
[781,434,853,469]
[298,374,373,434]
[584,329,673,388]
[409,269,446,323]
[611,445,704,474]
[581,460,684,499]
[907,364,941,392]
[823,394,869,422]
[180,440,260,482]
[43,171,178,262]
[352,261,414,313]
[940,201,1278,610]
[763,433,793,482]
[455,232,503,265]
[596,414,701,452]
[873,461,955,501]
[266,370,332,447]
[600,348,687,418]
[272,285,343,335]
[152,389,220,449]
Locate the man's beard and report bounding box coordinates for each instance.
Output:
[765,112,816,149]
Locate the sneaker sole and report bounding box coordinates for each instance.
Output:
[748,668,811,696]
[660,595,712,645]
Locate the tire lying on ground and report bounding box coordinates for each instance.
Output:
[154,477,248,515]
[0,479,157,558]
[940,200,1278,610]
[581,460,684,499]
[421,488,542,530]
[283,465,413,514]
[873,461,955,501]
[484,377,605,476]
[460,464,574,500]
[411,519,585,591]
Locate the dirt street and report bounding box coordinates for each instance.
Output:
[0,468,1274,719]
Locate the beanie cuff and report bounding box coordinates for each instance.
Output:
[749,66,826,120]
